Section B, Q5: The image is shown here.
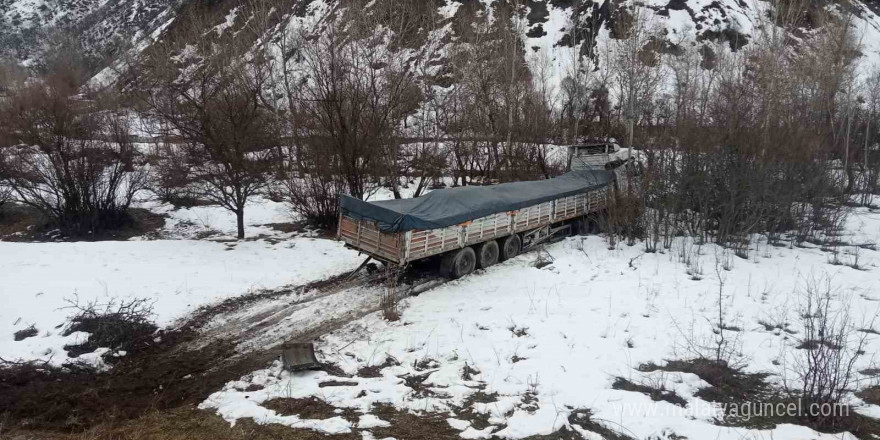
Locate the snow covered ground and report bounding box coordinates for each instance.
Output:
[201,202,880,440]
[0,196,361,365]
[3,181,880,438]
[0,177,450,366]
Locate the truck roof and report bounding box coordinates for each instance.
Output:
[339,169,612,232]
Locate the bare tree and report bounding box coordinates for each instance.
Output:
[0,57,26,98]
[0,69,145,235]
[136,12,278,239]
[443,3,492,185]
[442,1,541,183]
[624,0,861,254]
[500,0,526,179]
[783,277,876,429]
[858,65,880,201]
[394,0,448,197]
[297,1,422,201]
[284,142,347,229]
[0,58,18,211]
[610,5,662,152]
[146,135,198,207]
[560,0,601,144]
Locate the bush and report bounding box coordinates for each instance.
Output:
[146,142,205,208]
[284,142,346,230]
[604,176,644,249]
[0,78,147,236]
[61,296,157,362]
[785,277,875,428]
[286,173,344,231]
[0,183,9,213]
[628,17,857,252]
[13,325,38,341]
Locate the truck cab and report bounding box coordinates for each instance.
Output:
[568,143,620,171]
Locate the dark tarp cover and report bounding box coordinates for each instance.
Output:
[340,169,613,232]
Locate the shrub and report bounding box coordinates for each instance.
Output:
[13,325,38,341]
[284,143,346,230]
[61,296,157,362]
[785,277,876,428]
[147,142,200,208]
[0,182,9,213]
[0,79,147,236]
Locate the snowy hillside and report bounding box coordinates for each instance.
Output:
[6,0,880,84]
[0,0,180,64]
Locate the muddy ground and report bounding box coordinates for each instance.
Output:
[0,265,443,439]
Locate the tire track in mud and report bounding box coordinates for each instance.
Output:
[189,266,446,365]
[273,276,448,344]
[197,244,547,367]
[194,271,386,347]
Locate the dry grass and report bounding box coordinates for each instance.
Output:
[0,338,246,432]
[370,403,459,440]
[637,359,880,437]
[1,407,361,440]
[611,377,688,407]
[356,356,400,378]
[640,359,770,404]
[12,325,38,341]
[0,404,645,440]
[0,203,46,239]
[564,408,635,440]
[857,386,880,406]
[450,390,500,430]
[0,204,166,242]
[261,397,342,419]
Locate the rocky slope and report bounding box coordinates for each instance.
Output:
[4,0,880,83]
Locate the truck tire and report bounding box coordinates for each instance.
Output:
[476,240,499,268]
[440,247,477,279]
[571,218,586,236]
[574,217,598,235]
[499,234,522,261]
[586,215,601,234]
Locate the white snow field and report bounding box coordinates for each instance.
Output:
[201,203,880,440]
[0,196,361,365]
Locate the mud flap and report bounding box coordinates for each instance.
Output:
[280,342,320,371]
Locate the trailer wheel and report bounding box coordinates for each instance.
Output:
[499,234,522,261]
[573,217,598,235]
[586,215,601,234]
[440,246,477,279]
[571,218,586,236]
[476,240,499,268]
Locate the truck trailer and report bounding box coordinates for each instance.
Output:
[337,166,617,279]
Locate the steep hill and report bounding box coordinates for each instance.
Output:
[4,0,880,89]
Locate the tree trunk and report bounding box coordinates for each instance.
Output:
[864,117,871,203]
[413,173,426,198]
[236,209,245,239]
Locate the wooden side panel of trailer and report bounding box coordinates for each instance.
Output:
[407,224,462,261]
[464,212,512,246]
[589,187,608,211]
[552,193,588,220]
[513,201,553,232]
